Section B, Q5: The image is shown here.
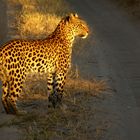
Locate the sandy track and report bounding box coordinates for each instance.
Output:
[69,0,140,139]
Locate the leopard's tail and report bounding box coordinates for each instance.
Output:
[0,52,8,82]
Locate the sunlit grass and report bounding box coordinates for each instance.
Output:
[18,12,61,39]
[65,78,107,95]
[8,0,70,39]
[14,66,108,140]
[10,75,108,140]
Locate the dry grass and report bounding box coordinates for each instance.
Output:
[6,66,108,140]
[21,72,108,100]
[65,78,107,96]
[19,12,61,39]
[8,0,70,39]
[17,0,64,38]
[14,67,108,139]
[10,0,69,14]
[8,75,108,140]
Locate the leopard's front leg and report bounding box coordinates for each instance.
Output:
[48,71,66,108]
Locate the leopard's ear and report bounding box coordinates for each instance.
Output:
[65,15,71,22]
[73,13,78,18]
[65,13,78,23]
[70,13,78,19]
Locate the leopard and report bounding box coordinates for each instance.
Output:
[0,13,89,114]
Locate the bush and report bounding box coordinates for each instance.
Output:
[10,0,70,39]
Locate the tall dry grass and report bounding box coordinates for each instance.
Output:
[19,12,61,38]
[9,0,70,39]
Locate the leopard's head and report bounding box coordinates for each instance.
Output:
[55,13,89,39]
[64,13,89,39]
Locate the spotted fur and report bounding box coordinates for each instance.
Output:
[0,13,89,114]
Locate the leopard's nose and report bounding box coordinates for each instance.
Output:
[82,32,88,39]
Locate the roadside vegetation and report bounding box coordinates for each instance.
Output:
[8,0,70,39]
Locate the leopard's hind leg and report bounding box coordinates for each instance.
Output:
[1,81,11,114]
[7,79,24,115]
[2,80,23,114]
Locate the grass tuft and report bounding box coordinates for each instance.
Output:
[8,0,70,39]
[18,12,61,39]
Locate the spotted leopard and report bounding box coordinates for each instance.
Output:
[0,13,89,114]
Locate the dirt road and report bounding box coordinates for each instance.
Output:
[69,0,140,139]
